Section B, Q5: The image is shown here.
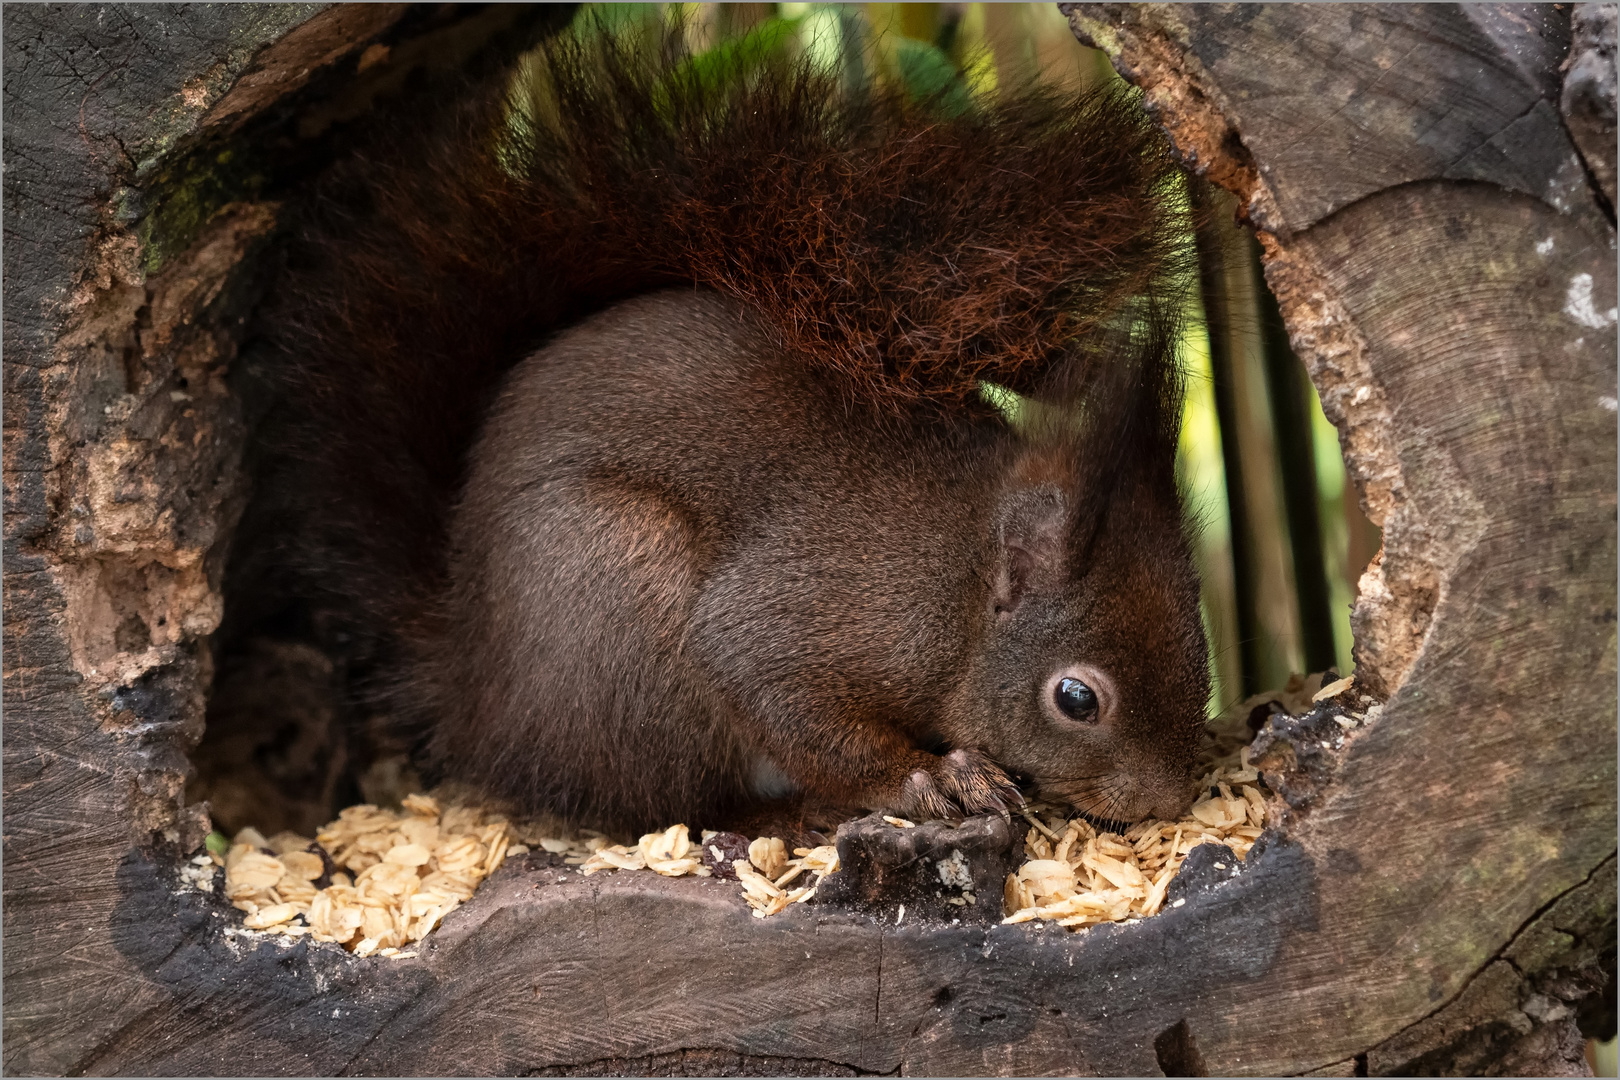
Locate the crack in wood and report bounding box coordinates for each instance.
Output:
[1366,853,1616,1074]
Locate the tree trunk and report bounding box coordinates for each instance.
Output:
[3,4,1613,1076]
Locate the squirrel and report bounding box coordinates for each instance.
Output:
[261,19,1209,835]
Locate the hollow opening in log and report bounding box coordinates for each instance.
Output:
[182,11,1381,849]
[164,4,1382,964]
[189,368,1372,847]
[180,33,1380,867]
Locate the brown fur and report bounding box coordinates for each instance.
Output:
[420,290,1205,831]
[267,21,1206,832]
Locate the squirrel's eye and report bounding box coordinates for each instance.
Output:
[1054,677,1098,721]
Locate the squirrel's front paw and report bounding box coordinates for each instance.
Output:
[899,769,959,820]
[938,748,1024,816]
[898,749,1023,820]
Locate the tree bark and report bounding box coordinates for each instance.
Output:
[3,3,1613,1076]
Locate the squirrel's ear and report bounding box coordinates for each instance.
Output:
[992,488,1069,618]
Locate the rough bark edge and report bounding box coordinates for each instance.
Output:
[1062,3,1442,701]
[1,7,571,1073]
[1059,4,1288,233]
[1560,3,1617,213]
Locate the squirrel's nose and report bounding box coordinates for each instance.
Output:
[1149,783,1197,823]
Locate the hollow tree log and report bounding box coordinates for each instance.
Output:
[2,4,1614,1076]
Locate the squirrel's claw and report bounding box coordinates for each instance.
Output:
[897,749,1025,823]
[899,769,960,821]
[938,748,1023,820]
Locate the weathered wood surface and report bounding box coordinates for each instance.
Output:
[1068,2,1617,1074]
[1075,4,1594,238]
[98,834,1315,1076]
[3,8,344,1072]
[1,5,566,1074]
[1562,3,1618,209]
[3,3,1614,1076]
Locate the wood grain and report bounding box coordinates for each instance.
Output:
[1071,3,1590,236]
[93,841,1315,1076]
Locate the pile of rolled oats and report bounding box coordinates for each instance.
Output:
[219,793,517,958]
[209,675,1362,949]
[211,796,844,953]
[1002,745,1267,930]
[1000,673,1370,932]
[578,824,841,918]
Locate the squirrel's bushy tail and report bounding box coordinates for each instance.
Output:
[265,16,1193,654]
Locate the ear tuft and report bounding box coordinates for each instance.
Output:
[992,488,1069,618]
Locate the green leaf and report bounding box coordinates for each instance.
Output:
[668,15,806,99]
[894,37,974,118]
[570,3,663,36]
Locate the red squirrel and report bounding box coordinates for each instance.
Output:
[268,22,1208,834]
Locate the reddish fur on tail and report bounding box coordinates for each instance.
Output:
[268,19,1191,663]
